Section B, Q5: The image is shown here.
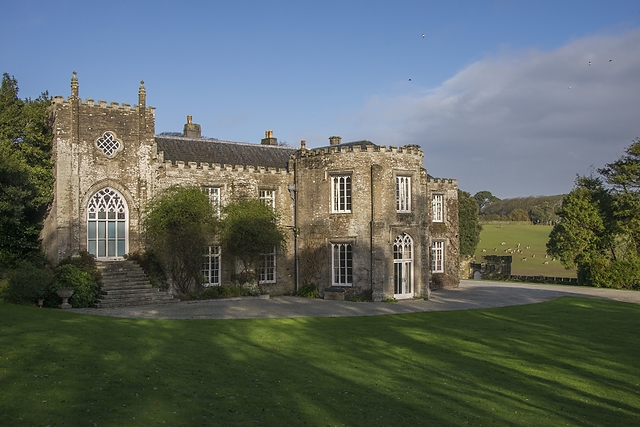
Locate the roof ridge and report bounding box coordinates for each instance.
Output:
[155,134,297,150]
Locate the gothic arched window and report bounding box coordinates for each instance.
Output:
[393,233,414,298]
[87,187,128,258]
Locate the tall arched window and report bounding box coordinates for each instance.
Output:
[87,187,128,259]
[393,233,414,299]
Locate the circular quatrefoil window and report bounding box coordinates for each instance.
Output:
[96,131,122,158]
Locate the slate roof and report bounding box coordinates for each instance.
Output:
[155,135,297,170]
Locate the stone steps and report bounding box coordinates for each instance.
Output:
[94,260,176,308]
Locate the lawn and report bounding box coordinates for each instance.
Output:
[475,222,577,277]
[1,298,639,426]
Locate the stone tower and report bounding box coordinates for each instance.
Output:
[42,73,156,263]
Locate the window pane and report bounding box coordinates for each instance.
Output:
[88,222,96,239]
[108,221,116,238]
[108,240,116,257]
[117,240,125,256]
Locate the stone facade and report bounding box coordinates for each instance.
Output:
[42,74,459,300]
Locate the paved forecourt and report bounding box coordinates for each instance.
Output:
[68,280,640,320]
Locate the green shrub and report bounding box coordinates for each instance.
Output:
[297,283,318,298]
[58,251,102,286]
[579,255,640,290]
[4,261,50,305]
[49,264,99,308]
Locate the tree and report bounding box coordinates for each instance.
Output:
[458,190,482,257]
[509,208,530,222]
[0,73,53,268]
[547,139,640,289]
[219,199,287,284]
[480,195,563,223]
[143,185,217,294]
[473,190,500,213]
[528,202,555,225]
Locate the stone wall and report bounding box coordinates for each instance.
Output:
[293,143,429,301]
[427,177,460,289]
[470,255,512,280]
[43,78,155,263]
[155,159,296,294]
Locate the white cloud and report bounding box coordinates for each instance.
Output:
[354,29,640,198]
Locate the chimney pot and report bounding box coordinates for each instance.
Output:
[301,140,306,149]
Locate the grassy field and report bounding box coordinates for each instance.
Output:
[2,298,639,426]
[474,222,576,278]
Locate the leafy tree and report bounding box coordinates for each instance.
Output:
[509,208,530,222]
[598,139,640,253]
[548,139,640,289]
[0,73,53,268]
[473,190,500,213]
[219,199,287,283]
[458,190,482,256]
[547,177,611,268]
[529,202,556,225]
[481,195,563,223]
[143,185,217,294]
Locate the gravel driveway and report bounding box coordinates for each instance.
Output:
[68,280,640,320]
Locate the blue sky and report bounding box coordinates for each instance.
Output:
[4,0,640,198]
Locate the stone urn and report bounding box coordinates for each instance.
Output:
[56,289,74,309]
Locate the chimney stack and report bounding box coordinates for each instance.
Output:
[300,140,306,149]
[183,115,202,138]
[261,130,278,146]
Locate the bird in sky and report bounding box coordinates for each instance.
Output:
[588,61,592,66]
[421,34,425,38]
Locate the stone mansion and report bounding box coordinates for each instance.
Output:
[42,73,459,301]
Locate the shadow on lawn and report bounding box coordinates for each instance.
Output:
[1,297,639,426]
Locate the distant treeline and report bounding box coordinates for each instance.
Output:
[475,192,564,225]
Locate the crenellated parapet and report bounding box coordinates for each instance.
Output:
[296,141,424,159]
[51,95,155,114]
[158,159,291,175]
[427,177,458,185]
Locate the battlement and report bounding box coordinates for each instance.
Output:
[51,95,155,113]
[52,72,154,114]
[160,159,291,175]
[298,143,423,158]
[427,177,458,185]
